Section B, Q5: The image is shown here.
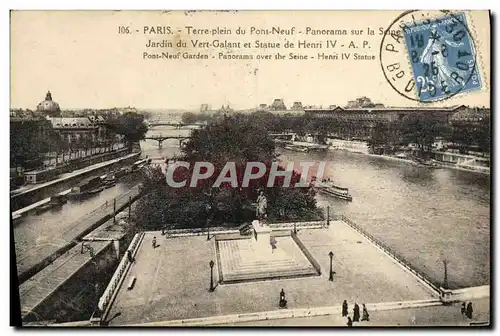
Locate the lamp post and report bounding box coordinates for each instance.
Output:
[443,259,449,289]
[209,260,215,292]
[327,206,330,226]
[328,251,334,281]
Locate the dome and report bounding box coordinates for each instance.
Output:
[36,91,61,116]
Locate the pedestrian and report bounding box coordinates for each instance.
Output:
[279,289,287,308]
[342,300,348,317]
[361,303,369,321]
[353,303,360,322]
[152,236,157,249]
[461,302,466,315]
[466,302,473,319]
[347,316,353,327]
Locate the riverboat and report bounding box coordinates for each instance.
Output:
[313,179,353,202]
[69,176,104,198]
[35,194,68,214]
[414,157,440,168]
[102,174,117,188]
[284,144,309,152]
[115,166,132,179]
[132,159,149,171]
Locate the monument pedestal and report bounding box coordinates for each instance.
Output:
[216,220,318,283]
[252,220,272,253]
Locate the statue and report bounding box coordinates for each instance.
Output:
[256,191,268,221]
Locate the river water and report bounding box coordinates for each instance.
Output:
[140,125,490,289]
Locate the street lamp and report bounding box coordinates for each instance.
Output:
[328,251,334,281]
[443,259,449,289]
[209,260,215,292]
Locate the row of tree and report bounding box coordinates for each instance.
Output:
[10,112,150,170]
[366,117,491,156]
[178,110,490,157]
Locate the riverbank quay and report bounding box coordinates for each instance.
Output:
[102,218,437,326]
[19,208,138,324]
[15,185,142,284]
[10,151,140,211]
[286,140,490,175]
[14,146,129,188]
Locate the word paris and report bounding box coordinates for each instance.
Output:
[165,161,327,188]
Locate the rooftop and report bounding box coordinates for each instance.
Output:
[104,219,437,326]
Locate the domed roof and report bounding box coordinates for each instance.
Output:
[36,91,61,116]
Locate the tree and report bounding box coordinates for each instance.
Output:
[181,112,198,124]
[10,120,51,169]
[106,112,148,150]
[134,113,321,229]
[400,115,443,158]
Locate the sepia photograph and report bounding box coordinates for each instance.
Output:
[9,9,491,327]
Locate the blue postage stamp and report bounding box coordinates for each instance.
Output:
[403,12,482,102]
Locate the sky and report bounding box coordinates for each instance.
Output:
[10,10,491,110]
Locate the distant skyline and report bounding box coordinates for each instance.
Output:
[9,92,489,112]
[11,11,490,110]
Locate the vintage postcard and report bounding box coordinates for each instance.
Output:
[10,10,491,327]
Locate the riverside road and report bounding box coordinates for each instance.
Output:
[141,124,490,290]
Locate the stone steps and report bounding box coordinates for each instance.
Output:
[217,236,319,284]
[224,266,318,282]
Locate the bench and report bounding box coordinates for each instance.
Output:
[237,223,252,235]
[127,277,136,290]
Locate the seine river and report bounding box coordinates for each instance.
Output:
[141,125,490,289]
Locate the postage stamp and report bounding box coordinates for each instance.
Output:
[402,12,482,102]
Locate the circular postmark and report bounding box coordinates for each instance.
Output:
[379,10,481,103]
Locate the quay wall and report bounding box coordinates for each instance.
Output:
[18,189,142,284]
[11,150,139,211]
[22,242,119,324]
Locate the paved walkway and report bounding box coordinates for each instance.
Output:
[20,240,111,319]
[15,186,140,279]
[231,298,490,326]
[106,220,436,325]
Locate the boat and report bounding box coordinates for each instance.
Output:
[414,157,440,168]
[101,174,117,188]
[284,144,309,152]
[115,166,134,178]
[313,179,353,201]
[69,176,104,198]
[35,194,68,214]
[132,159,149,171]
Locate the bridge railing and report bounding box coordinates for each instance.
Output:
[98,232,145,319]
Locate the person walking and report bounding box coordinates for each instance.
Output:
[466,302,473,319]
[361,304,370,321]
[347,316,353,327]
[461,302,466,315]
[152,236,157,249]
[342,300,348,317]
[353,303,360,322]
